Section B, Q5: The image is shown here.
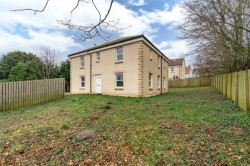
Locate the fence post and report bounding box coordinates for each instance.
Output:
[63,78,65,98]
[235,72,239,104]
[227,73,232,99]
[223,74,227,96]
[245,70,249,112]
[0,83,2,112]
[216,76,219,89]
[0,79,65,112]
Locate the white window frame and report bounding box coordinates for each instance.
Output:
[171,67,174,72]
[115,73,124,87]
[158,76,161,88]
[96,52,100,62]
[174,75,179,80]
[80,56,85,67]
[149,49,153,60]
[80,76,85,88]
[116,47,123,62]
[163,77,166,88]
[158,56,161,68]
[149,73,153,88]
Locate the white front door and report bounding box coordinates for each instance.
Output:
[95,75,102,93]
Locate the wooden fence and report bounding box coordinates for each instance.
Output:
[168,77,211,88]
[0,78,65,112]
[212,70,250,112]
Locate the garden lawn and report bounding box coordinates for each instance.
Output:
[0,87,249,165]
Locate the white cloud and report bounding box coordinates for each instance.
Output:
[108,3,185,40]
[0,0,190,62]
[0,28,81,60]
[138,4,185,26]
[157,40,193,64]
[128,0,147,6]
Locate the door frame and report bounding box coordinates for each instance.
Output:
[95,74,102,94]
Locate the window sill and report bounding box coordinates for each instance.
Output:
[80,66,85,69]
[115,87,124,90]
[149,88,153,91]
[79,88,85,90]
[96,61,100,63]
[157,88,161,90]
[115,61,123,64]
[158,67,161,69]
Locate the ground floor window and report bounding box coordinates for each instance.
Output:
[163,77,166,88]
[116,73,123,87]
[80,76,85,87]
[149,73,153,88]
[173,76,179,80]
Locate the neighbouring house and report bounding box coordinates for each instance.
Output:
[192,68,211,78]
[68,35,170,97]
[186,65,192,78]
[168,58,186,80]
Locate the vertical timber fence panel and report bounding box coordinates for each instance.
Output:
[0,78,65,112]
[211,70,250,113]
[168,70,249,112]
[168,77,211,88]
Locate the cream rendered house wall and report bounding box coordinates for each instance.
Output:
[70,40,169,97]
[181,60,186,79]
[70,42,139,96]
[141,42,168,97]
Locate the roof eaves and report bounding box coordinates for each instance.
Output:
[68,35,144,57]
[68,35,170,62]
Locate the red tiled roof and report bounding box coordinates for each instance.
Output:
[169,58,184,66]
[186,65,191,73]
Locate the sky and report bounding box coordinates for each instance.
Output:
[0,0,194,65]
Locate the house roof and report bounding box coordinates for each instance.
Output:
[169,58,184,66]
[186,65,191,74]
[68,34,170,61]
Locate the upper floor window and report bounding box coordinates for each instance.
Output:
[116,73,124,87]
[80,76,85,88]
[149,49,153,60]
[116,47,123,62]
[158,56,161,68]
[149,73,153,88]
[96,52,100,62]
[80,56,85,67]
[157,76,161,88]
[171,67,174,72]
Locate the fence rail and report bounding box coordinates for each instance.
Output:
[168,70,250,112]
[212,70,249,112]
[0,78,65,112]
[168,77,211,88]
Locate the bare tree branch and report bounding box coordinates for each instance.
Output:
[10,0,130,42]
[178,0,250,75]
[10,0,50,15]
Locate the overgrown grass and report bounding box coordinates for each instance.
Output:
[0,87,249,165]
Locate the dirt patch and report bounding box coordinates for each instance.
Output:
[89,116,99,121]
[100,105,112,110]
[226,126,244,136]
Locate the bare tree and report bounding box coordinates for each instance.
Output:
[39,46,60,79]
[178,0,250,75]
[11,0,127,42]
